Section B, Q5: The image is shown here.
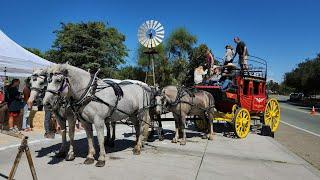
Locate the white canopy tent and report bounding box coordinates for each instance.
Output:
[0,30,53,77]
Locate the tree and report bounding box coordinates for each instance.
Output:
[283,54,320,95]
[165,28,197,86]
[267,80,280,93]
[46,22,128,77]
[24,47,45,58]
[183,44,210,86]
[117,66,145,81]
[137,44,174,86]
[166,27,197,60]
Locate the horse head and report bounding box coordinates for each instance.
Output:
[43,64,70,110]
[28,68,48,106]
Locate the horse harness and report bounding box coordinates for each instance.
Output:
[46,72,152,124]
[165,86,215,116]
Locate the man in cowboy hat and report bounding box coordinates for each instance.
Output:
[232,37,249,70]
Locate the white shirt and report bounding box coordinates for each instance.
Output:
[194,69,207,84]
[224,49,235,63]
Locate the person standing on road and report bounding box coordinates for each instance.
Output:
[22,78,32,132]
[44,109,54,138]
[233,37,249,70]
[7,79,23,132]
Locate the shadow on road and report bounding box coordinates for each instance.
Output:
[35,136,135,165]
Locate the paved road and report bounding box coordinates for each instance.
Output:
[271,95,320,170]
[1,122,320,180]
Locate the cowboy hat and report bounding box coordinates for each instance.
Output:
[224,63,236,68]
[212,65,221,69]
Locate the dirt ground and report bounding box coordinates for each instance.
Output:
[275,123,320,170]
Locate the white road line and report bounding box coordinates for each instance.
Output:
[281,121,320,138]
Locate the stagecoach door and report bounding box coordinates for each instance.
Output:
[240,80,253,110]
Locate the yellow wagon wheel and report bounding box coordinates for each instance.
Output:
[264,98,280,132]
[233,108,251,138]
[195,119,208,132]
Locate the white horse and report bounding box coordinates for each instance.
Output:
[28,68,96,164]
[43,63,151,167]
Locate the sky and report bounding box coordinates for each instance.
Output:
[1,0,319,82]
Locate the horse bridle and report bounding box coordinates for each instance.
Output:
[45,73,70,96]
[30,74,47,93]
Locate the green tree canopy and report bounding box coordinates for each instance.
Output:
[283,54,320,95]
[24,47,45,58]
[46,21,128,77]
[166,27,197,60]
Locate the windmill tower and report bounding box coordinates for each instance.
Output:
[138,20,164,86]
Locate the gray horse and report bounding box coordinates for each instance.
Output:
[28,68,97,162]
[155,85,215,145]
[43,63,151,167]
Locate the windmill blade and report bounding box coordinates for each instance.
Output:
[156,33,164,39]
[154,38,161,46]
[154,36,163,44]
[138,20,165,48]
[150,20,155,29]
[151,39,157,47]
[152,20,159,29]
[154,22,162,31]
[146,20,152,29]
[156,26,164,32]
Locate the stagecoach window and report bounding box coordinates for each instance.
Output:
[253,81,260,95]
[243,80,249,95]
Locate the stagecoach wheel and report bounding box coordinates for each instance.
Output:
[233,108,251,138]
[264,98,281,132]
[195,119,208,133]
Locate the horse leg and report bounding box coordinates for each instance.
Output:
[133,118,141,155]
[180,115,187,145]
[207,111,215,140]
[94,118,106,167]
[110,121,116,147]
[54,114,67,158]
[105,121,110,144]
[65,116,76,161]
[199,114,209,139]
[172,113,180,143]
[142,111,150,142]
[82,121,95,165]
[133,110,150,155]
[158,114,164,141]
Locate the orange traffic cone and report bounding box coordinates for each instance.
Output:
[310,106,317,115]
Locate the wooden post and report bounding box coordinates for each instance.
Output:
[4,135,38,180]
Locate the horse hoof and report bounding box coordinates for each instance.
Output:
[95,160,105,167]
[201,134,208,139]
[133,148,141,155]
[171,138,178,143]
[65,154,75,161]
[55,151,67,158]
[84,158,95,165]
[208,134,214,140]
[180,140,186,146]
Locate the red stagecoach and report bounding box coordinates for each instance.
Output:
[194,56,280,138]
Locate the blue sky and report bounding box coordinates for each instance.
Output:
[1,0,319,82]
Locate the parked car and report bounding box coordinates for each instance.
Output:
[289,93,304,101]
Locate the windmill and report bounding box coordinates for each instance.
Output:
[138,20,164,86]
